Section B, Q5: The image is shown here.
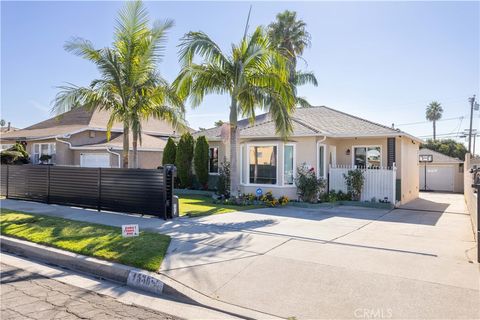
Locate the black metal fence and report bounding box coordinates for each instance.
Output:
[1,165,175,219]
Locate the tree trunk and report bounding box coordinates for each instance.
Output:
[433,120,436,141]
[122,123,130,168]
[132,131,138,169]
[229,97,239,197]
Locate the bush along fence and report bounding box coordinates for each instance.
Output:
[329,165,397,204]
[0,165,176,219]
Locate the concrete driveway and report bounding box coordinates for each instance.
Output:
[160,192,479,319]
[2,193,479,319]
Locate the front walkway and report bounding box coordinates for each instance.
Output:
[1,193,478,319]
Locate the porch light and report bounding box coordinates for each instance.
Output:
[346,149,351,156]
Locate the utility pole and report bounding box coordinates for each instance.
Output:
[468,95,478,155]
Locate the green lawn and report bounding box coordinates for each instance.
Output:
[0,209,170,271]
[179,194,263,218]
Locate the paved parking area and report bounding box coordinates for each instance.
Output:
[2,192,479,319]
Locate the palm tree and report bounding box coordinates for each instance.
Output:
[425,101,443,141]
[174,27,295,196]
[267,10,317,107]
[53,1,185,168]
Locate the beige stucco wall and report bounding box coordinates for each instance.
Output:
[399,136,420,203]
[69,130,121,146]
[224,135,419,203]
[135,151,162,169]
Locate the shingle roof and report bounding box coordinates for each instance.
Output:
[419,148,463,164]
[194,106,418,140]
[1,107,182,141]
[78,133,167,151]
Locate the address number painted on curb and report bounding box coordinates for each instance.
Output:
[122,224,139,237]
[127,270,164,295]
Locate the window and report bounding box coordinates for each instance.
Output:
[33,143,56,164]
[353,146,381,168]
[249,145,277,184]
[0,144,13,151]
[284,145,295,185]
[317,144,326,178]
[459,163,464,173]
[209,147,219,173]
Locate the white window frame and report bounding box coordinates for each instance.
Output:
[208,147,219,175]
[316,142,327,178]
[33,143,56,164]
[351,145,382,168]
[245,143,279,186]
[0,144,13,151]
[283,143,296,186]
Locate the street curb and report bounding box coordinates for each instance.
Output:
[0,235,165,296]
[1,235,282,319]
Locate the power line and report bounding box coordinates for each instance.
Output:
[397,116,465,126]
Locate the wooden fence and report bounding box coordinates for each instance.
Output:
[329,165,397,204]
[1,165,175,219]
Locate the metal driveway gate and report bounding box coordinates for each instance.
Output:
[0,165,175,219]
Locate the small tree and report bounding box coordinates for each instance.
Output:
[175,132,194,188]
[216,158,230,197]
[343,169,365,201]
[162,137,177,166]
[0,143,29,165]
[194,136,209,189]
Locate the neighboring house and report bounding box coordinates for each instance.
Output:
[419,148,464,193]
[0,107,181,168]
[194,106,422,204]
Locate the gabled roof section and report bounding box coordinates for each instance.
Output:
[419,148,463,164]
[1,107,181,141]
[241,118,320,137]
[78,133,167,151]
[187,105,422,141]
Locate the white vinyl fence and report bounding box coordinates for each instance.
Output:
[329,165,397,204]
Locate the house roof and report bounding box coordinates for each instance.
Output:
[76,133,167,151]
[1,107,184,141]
[194,106,421,141]
[419,148,463,164]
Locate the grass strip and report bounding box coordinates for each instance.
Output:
[0,209,170,271]
[179,194,263,217]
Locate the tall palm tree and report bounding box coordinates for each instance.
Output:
[425,101,443,141]
[267,10,317,107]
[53,1,185,168]
[174,27,295,196]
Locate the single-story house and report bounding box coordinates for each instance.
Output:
[194,106,422,204]
[0,107,183,169]
[418,148,464,193]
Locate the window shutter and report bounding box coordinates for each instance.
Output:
[387,138,396,167]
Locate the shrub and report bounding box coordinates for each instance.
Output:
[216,158,230,197]
[278,196,289,206]
[294,164,326,203]
[39,154,52,164]
[175,132,194,188]
[162,137,176,166]
[343,169,365,201]
[0,143,29,165]
[194,136,209,189]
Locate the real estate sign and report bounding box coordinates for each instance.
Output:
[122,224,139,237]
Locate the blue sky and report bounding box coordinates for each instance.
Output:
[1,1,479,148]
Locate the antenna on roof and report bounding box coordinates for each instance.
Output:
[243,5,252,41]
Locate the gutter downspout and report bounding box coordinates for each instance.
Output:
[55,137,121,168]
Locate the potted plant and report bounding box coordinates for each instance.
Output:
[39,154,52,165]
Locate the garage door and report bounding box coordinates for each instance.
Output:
[80,153,110,168]
[419,165,454,192]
